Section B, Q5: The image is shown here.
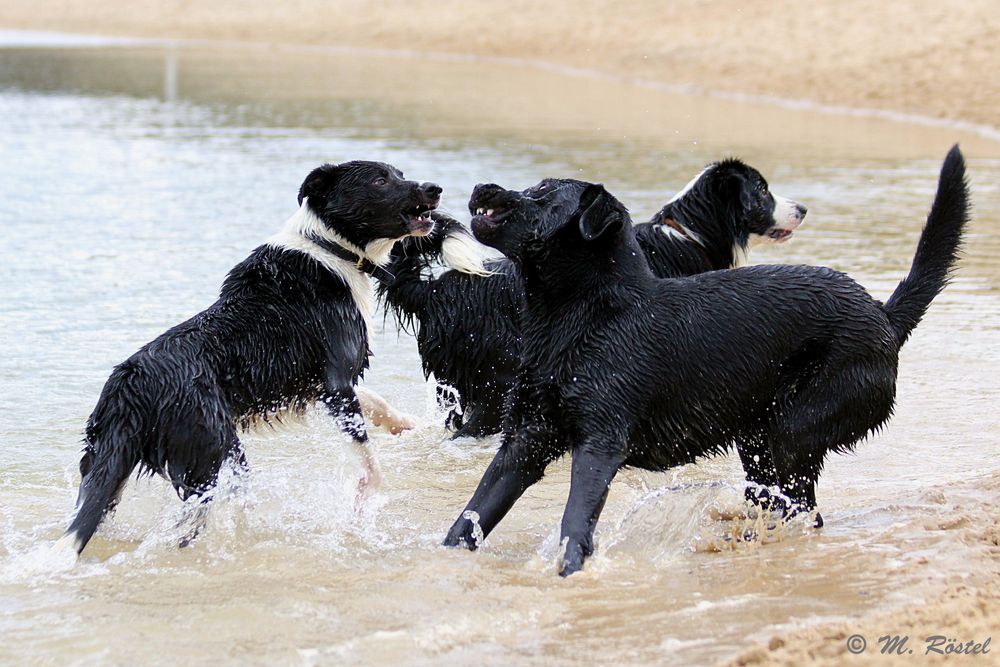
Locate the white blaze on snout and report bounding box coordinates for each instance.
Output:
[771,193,806,233]
[734,192,807,267]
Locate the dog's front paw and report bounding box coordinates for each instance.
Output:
[355,464,382,508]
[443,512,483,550]
[385,411,417,435]
[559,540,587,577]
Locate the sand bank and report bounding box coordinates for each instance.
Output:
[0,1,998,130]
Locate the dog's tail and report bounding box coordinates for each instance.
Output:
[439,217,498,278]
[59,415,141,557]
[883,145,970,347]
[377,212,496,332]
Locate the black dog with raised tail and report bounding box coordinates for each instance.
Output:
[443,147,969,576]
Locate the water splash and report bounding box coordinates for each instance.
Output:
[460,510,485,548]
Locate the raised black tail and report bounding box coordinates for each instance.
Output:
[883,145,970,347]
[61,422,140,556]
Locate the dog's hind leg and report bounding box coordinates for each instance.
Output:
[169,423,244,549]
[62,434,141,556]
[767,360,895,529]
[558,445,626,577]
[768,450,823,528]
[443,427,563,550]
[735,433,782,510]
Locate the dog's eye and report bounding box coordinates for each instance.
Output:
[374,177,387,186]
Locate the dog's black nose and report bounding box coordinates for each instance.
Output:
[471,183,505,199]
[421,182,443,199]
[795,203,808,217]
[470,183,508,213]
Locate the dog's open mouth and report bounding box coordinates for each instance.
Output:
[471,206,511,226]
[767,227,794,243]
[404,202,437,235]
[469,184,518,242]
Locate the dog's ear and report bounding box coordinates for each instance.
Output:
[735,175,757,213]
[298,163,339,206]
[576,183,624,241]
[717,163,754,213]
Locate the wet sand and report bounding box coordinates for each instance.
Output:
[728,474,1000,666]
[0,1,998,130]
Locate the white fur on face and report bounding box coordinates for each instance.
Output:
[770,193,806,234]
[732,193,804,266]
[441,227,500,276]
[266,200,376,338]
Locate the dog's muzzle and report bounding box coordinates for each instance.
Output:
[404,182,442,235]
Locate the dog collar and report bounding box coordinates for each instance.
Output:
[659,217,694,241]
[305,233,396,283]
[658,217,714,267]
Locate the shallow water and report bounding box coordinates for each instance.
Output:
[1,35,999,667]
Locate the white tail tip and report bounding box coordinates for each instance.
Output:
[440,230,499,277]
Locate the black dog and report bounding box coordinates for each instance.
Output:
[378,160,806,437]
[443,146,968,576]
[57,161,441,557]
[376,215,520,437]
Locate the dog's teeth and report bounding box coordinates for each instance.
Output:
[486,209,494,216]
[476,208,485,215]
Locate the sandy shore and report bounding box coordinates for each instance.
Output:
[727,476,1000,666]
[0,0,998,130]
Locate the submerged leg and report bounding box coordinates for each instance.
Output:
[558,445,625,577]
[324,385,381,495]
[735,434,783,511]
[767,360,895,529]
[443,428,563,549]
[171,430,246,548]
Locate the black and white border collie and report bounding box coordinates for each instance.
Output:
[57,161,440,557]
[444,146,969,576]
[636,159,807,277]
[377,160,806,438]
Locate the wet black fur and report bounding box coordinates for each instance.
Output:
[443,146,969,576]
[378,160,799,438]
[376,214,522,437]
[65,161,441,555]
